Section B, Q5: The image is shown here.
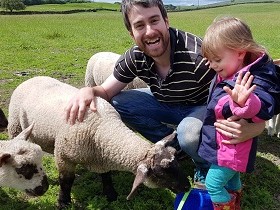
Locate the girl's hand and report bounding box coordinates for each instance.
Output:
[223,71,256,107]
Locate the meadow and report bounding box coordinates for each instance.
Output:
[0,2,279,210]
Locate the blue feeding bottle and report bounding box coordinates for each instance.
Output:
[174,188,213,210]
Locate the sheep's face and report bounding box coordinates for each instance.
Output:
[0,127,49,196]
[144,144,190,193]
[0,140,49,196]
[127,142,190,200]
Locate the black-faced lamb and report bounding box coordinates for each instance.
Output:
[85,51,147,89]
[0,108,8,131]
[8,76,190,209]
[1,124,49,196]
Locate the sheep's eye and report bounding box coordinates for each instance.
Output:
[15,164,38,180]
[18,149,27,155]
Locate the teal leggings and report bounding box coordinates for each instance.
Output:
[205,164,242,203]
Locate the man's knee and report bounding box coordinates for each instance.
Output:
[177,117,202,145]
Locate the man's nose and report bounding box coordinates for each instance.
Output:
[145,24,155,35]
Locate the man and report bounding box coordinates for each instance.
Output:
[65,0,264,186]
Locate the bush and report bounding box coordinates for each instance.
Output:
[1,0,26,12]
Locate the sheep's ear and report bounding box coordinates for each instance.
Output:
[160,158,173,168]
[0,153,11,167]
[167,146,177,156]
[126,164,148,200]
[16,123,34,140]
[155,131,176,147]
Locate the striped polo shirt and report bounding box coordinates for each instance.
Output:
[113,27,215,105]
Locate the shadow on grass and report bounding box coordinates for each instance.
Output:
[241,155,280,210]
[3,131,278,210]
[68,159,195,210]
[66,132,279,209]
[258,131,280,161]
[240,131,280,209]
[0,180,58,210]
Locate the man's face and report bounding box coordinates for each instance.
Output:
[128,5,170,58]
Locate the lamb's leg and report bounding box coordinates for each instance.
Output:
[267,115,276,136]
[101,172,118,201]
[0,108,8,131]
[57,171,75,209]
[7,118,22,138]
[275,114,280,138]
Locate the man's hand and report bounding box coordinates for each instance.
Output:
[64,87,96,125]
[214,115,265,144]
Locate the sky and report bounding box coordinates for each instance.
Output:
[92,0,227,6]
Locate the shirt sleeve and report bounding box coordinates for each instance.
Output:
[229,93,262,119]
[113,49,137,83]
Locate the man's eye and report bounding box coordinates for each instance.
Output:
[135,24,144,30]
[151,19,159,24]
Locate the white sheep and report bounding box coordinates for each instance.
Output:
[1,124,49,196]
[266,59,280,138]
[85,51,147,89]
[8,76,190,209]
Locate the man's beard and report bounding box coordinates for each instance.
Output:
[139,33,169,58]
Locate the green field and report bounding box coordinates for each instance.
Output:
[0,2,279,210]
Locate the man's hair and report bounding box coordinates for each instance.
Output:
[121,0,168,32]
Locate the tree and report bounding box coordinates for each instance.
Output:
[1,0,26,12]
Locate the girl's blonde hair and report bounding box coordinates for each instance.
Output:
[202,16,267,64]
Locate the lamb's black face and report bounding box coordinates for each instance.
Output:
[15,163,38,180]
[149,147,190,193]
[25,175,49,196]
[15,163,49,196]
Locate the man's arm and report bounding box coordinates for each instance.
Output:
[64,74,127,125]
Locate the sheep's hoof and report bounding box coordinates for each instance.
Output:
[104,188,118,202]
[57,200,71,210]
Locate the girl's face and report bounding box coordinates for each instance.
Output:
[208,48,246,79]
[128,5,170,58]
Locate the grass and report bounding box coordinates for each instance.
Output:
[0,2,280,210]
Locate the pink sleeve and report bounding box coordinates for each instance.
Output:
[229,93,261,118]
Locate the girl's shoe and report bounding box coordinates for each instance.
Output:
[212,194,236,210]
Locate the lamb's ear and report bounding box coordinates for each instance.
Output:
[155,131,177,147]
[126,164,148,200]
[16,123,34,140]
[0,153,11,167]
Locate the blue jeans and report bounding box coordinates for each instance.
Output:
[206,164,242,203]
[111,88,209,169]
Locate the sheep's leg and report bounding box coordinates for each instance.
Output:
[7,117,22,138]
[57,171,75,209]
[267,115,276,136]
[0,108,8,131]
[275,114,280,138]
[100,172,118,201]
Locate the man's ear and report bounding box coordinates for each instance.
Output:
[129,30,134,39]
[165,18,170,29]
